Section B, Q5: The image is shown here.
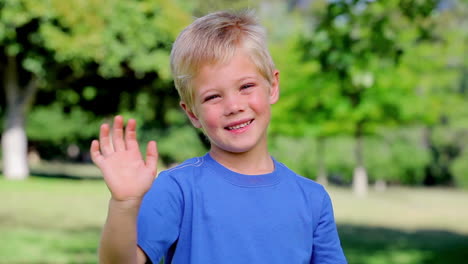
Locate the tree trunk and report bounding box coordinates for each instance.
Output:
[2,55,38,180]
[352,125,368,196]
[422,126,436,186]
[2,111,29,179]
[316,137,328,186]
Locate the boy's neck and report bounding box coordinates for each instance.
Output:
[209,147,274,175]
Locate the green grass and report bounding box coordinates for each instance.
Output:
[329,187,468,264]
[0,177,109,264]
[1,175,468,264]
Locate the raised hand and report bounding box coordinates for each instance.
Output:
[90,116,158,201]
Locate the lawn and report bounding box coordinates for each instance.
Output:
[330,187,468,264]
[1,174,468,264]
[0,176,108,264]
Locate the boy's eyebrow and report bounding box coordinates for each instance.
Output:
[235,75,259,83]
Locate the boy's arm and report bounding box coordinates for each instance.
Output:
[99,199,147,264]
[90,116,157,264]
[311,191,347,264]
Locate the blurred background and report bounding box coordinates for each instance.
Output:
[0,0,467,263]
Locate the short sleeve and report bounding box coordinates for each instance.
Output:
[311,191,347,264]
[137,172,183,263]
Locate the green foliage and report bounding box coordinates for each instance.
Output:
[1,0,467,186]
[269,135,354,183]
[1,0,194,166]
[269,136,317,178]
[26,103,100,143]
[451,153,468,189]
[270,128,435,186]
[298,0,438,135]
[390,2,468,186]
[36,0,191,78]
[277,0,467,188]
[192,0,260,16]
[424,126,463,185]
[365,128,430,185]
[270,35,350,137]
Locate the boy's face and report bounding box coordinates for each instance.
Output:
[181,48,279,156]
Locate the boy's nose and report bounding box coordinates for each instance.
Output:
[223,95,245,116]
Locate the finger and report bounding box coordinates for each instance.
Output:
[145,141,158,177]
[112,115,126,151]
[99,123,114,156]
[90,140,104,166]
[125,118,139,150]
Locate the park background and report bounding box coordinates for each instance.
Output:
[1,0,467,263]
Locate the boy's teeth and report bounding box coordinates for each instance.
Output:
[227,120,251,130]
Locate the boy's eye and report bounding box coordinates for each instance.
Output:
[241,83,254,90]
[204,94,219,102]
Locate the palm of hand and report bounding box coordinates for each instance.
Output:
[100,149,155,201]
[90,116,158,201]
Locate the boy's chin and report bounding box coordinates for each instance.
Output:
[210,143,258,155]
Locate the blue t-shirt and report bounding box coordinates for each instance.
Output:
[137,153,347,264]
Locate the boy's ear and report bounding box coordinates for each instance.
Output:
[180,101,202,129]
[269,70,280,105]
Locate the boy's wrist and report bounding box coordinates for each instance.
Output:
[109,197,143,212]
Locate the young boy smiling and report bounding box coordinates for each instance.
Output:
[91,10,347,264]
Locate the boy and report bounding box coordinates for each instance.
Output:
[91,10,347,264]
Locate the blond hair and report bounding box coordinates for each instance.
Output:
[170,10,275,110]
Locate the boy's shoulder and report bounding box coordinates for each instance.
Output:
[150,155,208,193]
[273,158,327,193]
[160,155,206,177]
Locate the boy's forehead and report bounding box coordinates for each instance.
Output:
[192,45,250,72]
[201,48,258,73]
[194,55,262,86]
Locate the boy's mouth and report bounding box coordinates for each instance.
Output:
[225,119,253,130]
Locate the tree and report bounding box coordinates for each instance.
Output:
[299,0,438,195]
[403,0,468,187]
[0,0,191,179]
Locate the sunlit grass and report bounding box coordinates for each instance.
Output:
[0,177,109,263]
[330,186,468,234]
[329,186,468,264]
